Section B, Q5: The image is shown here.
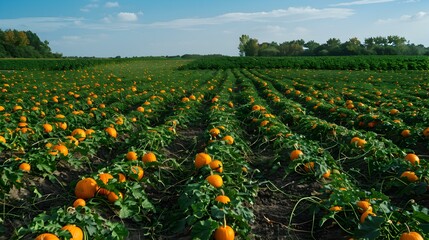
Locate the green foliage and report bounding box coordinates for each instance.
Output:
[180,55,429,71]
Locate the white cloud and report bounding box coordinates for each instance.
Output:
[376,11,428,23]
[0,17,83,32]
[331,0,395,6]
[105,2,119,8]
[80,3,98,12]
[150,7,354,29]
[117,12,138,22]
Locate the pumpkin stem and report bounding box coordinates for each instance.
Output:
[223,214,227,228]
[404,223,410,233]
[220,189,225,196]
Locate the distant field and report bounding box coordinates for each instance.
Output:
[1,58,429,239]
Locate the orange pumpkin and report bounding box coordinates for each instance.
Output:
[360,210,376,223]
[206,174,223,188]
[107,191,123,203]
[329,206,342,211]
[43,123,53,133]
[222,135,234,145]
[423,127,429,137]
[118,173,126,182]
[105,127,117,138]
[71,128,86,141]
[61,225,84,240]
[35,233,59,240]
[75,178,98,199]
[209,128,221,137]
[98,173,114,195]
[304,162,314,172]
[126,151,138,161]
[405,153,420,165]
[130,166,144,181]
[50,144,68,157]
[209,160,223,173]
[19,163,31,173]
[400,171,418,182]
[195,153,212,169]
[142,152,157,163]
[401,129,411,138]
[214,225,235,240]
[215,195,230,204]
[290,150,303,160]
[356,200,371,213]
[399,231,424,240]
[350,137,366,148]
[73,198,86,208]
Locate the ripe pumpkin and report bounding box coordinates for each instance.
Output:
[142,152,157,163]
[118,173,126,182]
[356,200,371,213]
[71,128,86,141]
[329,206,342,211]
[290,150,303,160]
[423,127,429,137]
[401,129,411,138]
[390,109,399,115]
[322,169,331,179]
[85,129,95,138]
[105,127,117,138]
[350,137,366,148]
[98,173,114,195]
[222,135,234,145]
[304,162,314,172]
[61,224,84,240]
[209,160,223,173]
[75,178,98,199]
[19,162,31,173]
[399,231,424,240]
[400,171,419,182]
[107,191,123,203]
[43,123,53,133]
[405,153,420,165]
[214,225,235,240]
[126,151,138,161]
[73,198,86,208]
[195,153,212,169]
[206,174,223,188]
[130,166,144,181]
[35,233,59,240]
[0,136,6,143]
[209,128,221,137]
[360,210,376,223]
[215,195,230,204]
[50,144,68,157]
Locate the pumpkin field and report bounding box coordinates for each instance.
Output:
[1,57,429,240]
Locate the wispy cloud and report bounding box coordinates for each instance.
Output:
[331,0,395,6]
[0,17,83,32]
[80,3,99,12]
[149,7,354,29]
[377,11,428,23]
[105,2,119,8]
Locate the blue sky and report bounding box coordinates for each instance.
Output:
[0,0,427,57]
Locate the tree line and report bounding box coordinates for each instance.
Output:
[238,35,429,57]
[0,29,62,58]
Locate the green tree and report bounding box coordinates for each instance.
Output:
[342,37,362,55]
[238,34,250,56]
[244,38,259,56]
